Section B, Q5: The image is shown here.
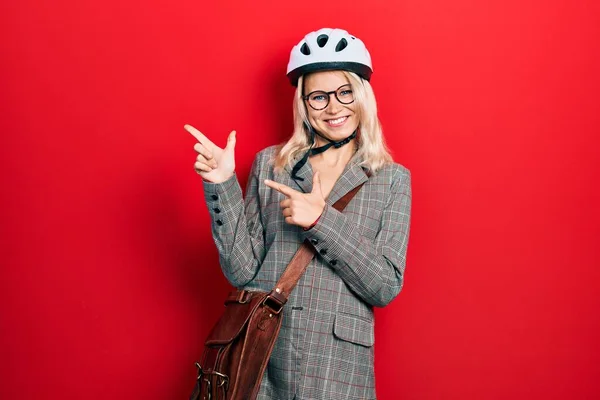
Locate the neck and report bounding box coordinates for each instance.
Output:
[312,137,357,167]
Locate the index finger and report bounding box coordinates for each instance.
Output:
[184,124,215,149]
[264,179,297,198]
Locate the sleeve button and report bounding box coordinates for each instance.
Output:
[319,248,327,255]
[330,260,337,266]
[310,238,318,245]
[216,220,223,226]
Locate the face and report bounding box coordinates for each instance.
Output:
[303,71,359,143]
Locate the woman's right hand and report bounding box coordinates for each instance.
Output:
[185,124,236,184]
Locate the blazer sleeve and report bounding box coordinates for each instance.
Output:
[202,154,266,287]
[302,168,412,307]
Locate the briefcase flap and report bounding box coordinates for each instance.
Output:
[204,291,267,346]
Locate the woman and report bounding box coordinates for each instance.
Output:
[186,28,411,400]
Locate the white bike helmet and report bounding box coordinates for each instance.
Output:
[286,28,373,86]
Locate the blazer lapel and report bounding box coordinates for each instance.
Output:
[283,155,314,194]
[326,156,369,205]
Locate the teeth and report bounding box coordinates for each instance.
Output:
[328,117,347,125]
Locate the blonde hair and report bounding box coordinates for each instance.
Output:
[274,71,394,174]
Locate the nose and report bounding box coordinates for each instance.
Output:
[325,94,343,114]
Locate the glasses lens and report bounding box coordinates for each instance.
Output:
[308,91,329,110]
[336,85,354,104]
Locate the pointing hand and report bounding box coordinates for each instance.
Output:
[185,124,236,184]
[264,171,325,229]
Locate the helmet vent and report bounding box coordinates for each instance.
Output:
[317,34,329,47]
[335,38,348,52]
[300,42,311,55]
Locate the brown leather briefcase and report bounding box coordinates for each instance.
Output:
[190,184,363,400]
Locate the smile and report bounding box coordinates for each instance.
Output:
[326,116,348,127]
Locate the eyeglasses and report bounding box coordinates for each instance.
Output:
[302,84,355,111]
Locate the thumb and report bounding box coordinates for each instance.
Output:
[225,130,236,152]
[312,171,323,197]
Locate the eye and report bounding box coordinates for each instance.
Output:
[311,93,327,101]
[339,89,353,96]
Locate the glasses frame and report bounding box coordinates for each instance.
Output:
[302,84,355,111]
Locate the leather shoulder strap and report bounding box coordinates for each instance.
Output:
[269,183,365,303]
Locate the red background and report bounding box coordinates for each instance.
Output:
[1,0,599,399]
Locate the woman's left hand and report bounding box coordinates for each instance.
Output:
[265,172,325,229]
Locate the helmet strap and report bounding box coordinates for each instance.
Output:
[291,122,358,181]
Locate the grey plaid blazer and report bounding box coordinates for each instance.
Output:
[202,145,412,400]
